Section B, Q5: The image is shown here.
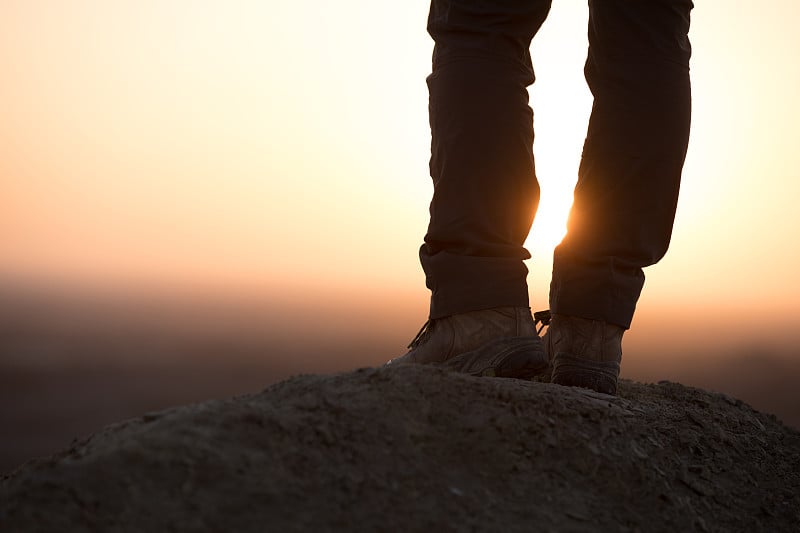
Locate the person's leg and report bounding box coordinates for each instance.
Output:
[422,0,552,320]
[389,0,552,377]
[548,0,693,393]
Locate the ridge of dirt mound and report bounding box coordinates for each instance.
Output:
[2,365,799,532]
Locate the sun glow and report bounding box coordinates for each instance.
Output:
[526,190,573,256]
[1,1,800,319]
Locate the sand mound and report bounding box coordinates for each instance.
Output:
[2,365,799,532]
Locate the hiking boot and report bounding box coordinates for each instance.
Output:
[547,314,625,395]
[386,307,549,379]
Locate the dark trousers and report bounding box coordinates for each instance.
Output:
[421,0,693,328]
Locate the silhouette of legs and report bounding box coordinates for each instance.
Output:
[404,1,693,391]
[550,0,693,328]
[422,0,692,328]
[421,0,552,319]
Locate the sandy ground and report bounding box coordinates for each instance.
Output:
[2,364,798,532]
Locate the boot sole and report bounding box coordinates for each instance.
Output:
[438,336,549,380]
[550,354,620,395]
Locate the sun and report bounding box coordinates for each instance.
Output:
[525,188,574,257]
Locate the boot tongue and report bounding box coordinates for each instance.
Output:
[533,309,551,334]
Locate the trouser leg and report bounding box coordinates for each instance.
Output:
[421,0,552,319]
[550,0,693,328]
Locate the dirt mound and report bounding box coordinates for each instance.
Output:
[2,365,799,532]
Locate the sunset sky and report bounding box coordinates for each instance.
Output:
[2,1,799,341]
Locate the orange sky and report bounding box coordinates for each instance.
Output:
[2,1,799,328]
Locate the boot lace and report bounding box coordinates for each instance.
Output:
[407,319,434,349]
[407,309,551,349]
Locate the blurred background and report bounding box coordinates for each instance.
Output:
[2,1,799,474]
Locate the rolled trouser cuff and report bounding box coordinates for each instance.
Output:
[549,250,643,329]
[421,248,530,319]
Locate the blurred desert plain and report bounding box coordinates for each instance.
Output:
[2,1,799,473]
